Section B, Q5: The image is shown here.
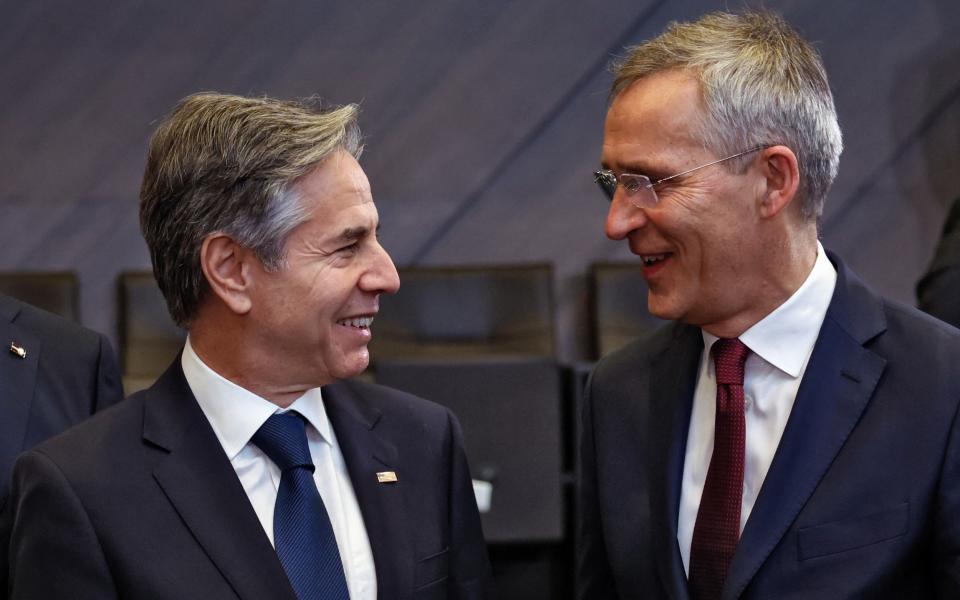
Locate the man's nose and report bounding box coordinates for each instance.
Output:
[363,242,400,295]
[605,193,649,241]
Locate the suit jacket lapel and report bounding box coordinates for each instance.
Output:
[0,297,40,496]
[723,256,887,600]
[145,362,296,600]
[323,381,412,600]
[649,324,702,600]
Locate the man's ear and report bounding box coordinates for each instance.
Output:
[757,145,800,219]
[199,233,254,315]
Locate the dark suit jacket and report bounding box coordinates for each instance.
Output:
[578,254,960,599]
[917,197,960,328]
[0,293,121,504]
[3,358,491,599]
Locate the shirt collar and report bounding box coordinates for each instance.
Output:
[181,337,333,460]
[287,388,334,447]
[702,241,837,378]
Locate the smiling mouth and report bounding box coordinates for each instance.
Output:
[641,253,670,266]
[337,315,374,329]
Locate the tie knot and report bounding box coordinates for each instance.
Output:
[251,412,315,472]
[712,338,749,385]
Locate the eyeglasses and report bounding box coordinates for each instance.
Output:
[593,146,768,209]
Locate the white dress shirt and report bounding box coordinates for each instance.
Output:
[181,339,376,599]
[677,242,837,575]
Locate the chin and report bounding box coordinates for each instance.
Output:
[646,295,680,321]
[330,353,371,381]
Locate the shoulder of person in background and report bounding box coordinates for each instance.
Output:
[0,292,123,452]
[917,196,960,328]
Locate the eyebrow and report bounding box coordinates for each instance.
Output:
[333,224,380,243]
[603,159,671,180]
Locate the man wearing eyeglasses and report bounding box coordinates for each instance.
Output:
[579,11,960,600]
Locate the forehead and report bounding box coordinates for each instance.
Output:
[297,151,371,204]
[602,70,707,171]
[294,151,376,230]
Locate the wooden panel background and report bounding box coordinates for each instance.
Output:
[2,0,958,361]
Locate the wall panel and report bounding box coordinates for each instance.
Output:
[1,0,958,361]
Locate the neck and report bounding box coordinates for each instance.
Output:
[189,310,317,408]
[702,227,818,339]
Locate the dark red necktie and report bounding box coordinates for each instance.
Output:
[689,338,750,600]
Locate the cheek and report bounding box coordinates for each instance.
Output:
[670,220,738,295]
[662,187,703,213]
[315,281,360,331]
[695,234,752,298]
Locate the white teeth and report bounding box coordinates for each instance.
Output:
[642,253,668,265]
[338,316,374,328]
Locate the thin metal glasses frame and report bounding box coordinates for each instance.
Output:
[593,146,769,208]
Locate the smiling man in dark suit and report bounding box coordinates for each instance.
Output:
[579,11,960,600]
[4,93,490,599]
[0,294,122,504]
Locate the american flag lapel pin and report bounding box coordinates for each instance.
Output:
[376,471,398,484]
[9,342,26,359]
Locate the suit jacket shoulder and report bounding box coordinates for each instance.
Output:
[335,378,453,423]
[0,294,123,502]
[726,253,960,599]
[578,254,960,599]
[3,363,297,599]
[4,364,491,600]
[1,295,99,352]
[877,291,960,356]
[0,293,123,416]
[916,196,960,327]
[323,378,493,599]
[591,322,697,383]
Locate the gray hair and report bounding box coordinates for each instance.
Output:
[611,11,842,221]
[139,92,362,326]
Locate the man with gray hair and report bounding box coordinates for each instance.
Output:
[580,11,960,599]
[3,93,491,599]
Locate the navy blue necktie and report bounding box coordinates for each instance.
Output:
[251,413,350,600]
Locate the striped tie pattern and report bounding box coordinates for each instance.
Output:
[252,413,350,600]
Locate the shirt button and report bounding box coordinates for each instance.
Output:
[744,396,753,409]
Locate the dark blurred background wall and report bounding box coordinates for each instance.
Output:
[2,0,959,360]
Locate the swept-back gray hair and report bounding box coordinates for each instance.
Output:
[611,11,842,221]
[139,92,362,326]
